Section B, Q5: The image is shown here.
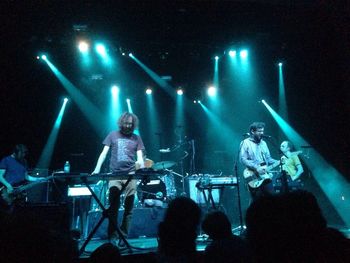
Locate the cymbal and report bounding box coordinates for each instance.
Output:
[152,161,176,170]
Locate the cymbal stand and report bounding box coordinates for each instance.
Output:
[165,169,188,196]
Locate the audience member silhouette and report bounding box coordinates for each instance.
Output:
[157,197,201,262]
[0,208,77,262]
[201,210,251,263]
[89,242,121,263]
[245,190,350,262]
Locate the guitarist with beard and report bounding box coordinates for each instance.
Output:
[0,144,31,209]
[239,122,280,201]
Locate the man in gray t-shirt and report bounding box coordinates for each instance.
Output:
[93,112,145,245]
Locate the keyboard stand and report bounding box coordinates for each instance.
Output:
[79,173,133,255]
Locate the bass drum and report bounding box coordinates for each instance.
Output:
[137,179,167,204]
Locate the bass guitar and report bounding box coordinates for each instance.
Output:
[243,161,280,189]
[0,179,48,206]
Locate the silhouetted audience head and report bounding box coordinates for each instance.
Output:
[89,243,121,263]
[202,211,251,263]
[245,190,350,262]
[202,211,232,240]
[157,197,201,262]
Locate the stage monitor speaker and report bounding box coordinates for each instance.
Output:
[14,202,71,233]
[86,207,166,239]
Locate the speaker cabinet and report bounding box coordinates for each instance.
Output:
[86,207,166,239]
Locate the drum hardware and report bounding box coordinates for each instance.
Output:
[152,161,176,170]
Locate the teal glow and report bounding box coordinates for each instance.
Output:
[262,100,350,227]
[110,85,121,130]
[78,41,89,53]
[175,91,184,131]
[95,43,112,66]
[41,55,47,60]
[44,58,106,137]
[146,93,161,158]
[125,99,140,135]
[214,57,219,91]
[229,50,236,57]
[240,50,248,59]
[215,56,219,60]
[199,102,239,153]
[129,55,174,97]
[36,98,68,169]
[126,99,132,113]
[96,44,107,57]
[177,89,183,96]
[146,88,152,95]
[111,85,119,96]
[278,62,283,67]
[278,63,288,121]
[207,86,217,97]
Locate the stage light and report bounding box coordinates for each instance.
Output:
[193,100,197,104]
[229,50,236,57]
[129,53,133,57]
[198,100,201,104]
[177,89,183,96]
[261,99,266,103]
[240,50,248,58]
[78,41,89,53]
[126,98,130,103]
[41,55,47,60]
[36,56,40,60]
[278,62,283,67]
[111,85,119,95]
[146,88,152,95]
[95,44,107,56]
[207,86,217,97]
[215,56,219,60]
[63,98,69,102]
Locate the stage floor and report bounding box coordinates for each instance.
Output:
[78,236,209,260]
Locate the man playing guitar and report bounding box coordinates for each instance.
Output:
[0,144,44,208]
[239,122,280,200]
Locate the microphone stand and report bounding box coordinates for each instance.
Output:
[233,141,244,234]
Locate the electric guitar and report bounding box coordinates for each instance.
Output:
[243,161,280,189]
[0,179,48,206]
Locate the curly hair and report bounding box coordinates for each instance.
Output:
[117,112,139,130]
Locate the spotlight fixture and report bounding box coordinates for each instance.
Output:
[229,50,236,57]
[78,41,89,53]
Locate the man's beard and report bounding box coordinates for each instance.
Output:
[121,127,133,135]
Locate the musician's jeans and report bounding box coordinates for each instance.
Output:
[108,179,137,239]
